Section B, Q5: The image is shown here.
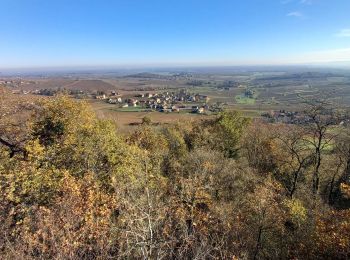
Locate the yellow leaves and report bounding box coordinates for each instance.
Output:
[10,170,121,258]
[314,209,350,257]
[25,139,45,160]
[283,198,307,225]
[128,125,168,153]
[32,95,96,147]
[202,161,214,171]
[340,183,350,199]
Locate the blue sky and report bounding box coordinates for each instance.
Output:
[0,0,349,68]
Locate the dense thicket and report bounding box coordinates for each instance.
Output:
[0,94,350,259]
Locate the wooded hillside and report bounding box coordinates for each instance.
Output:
[1,94,349,259]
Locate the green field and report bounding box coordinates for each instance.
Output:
[235,95,256,104]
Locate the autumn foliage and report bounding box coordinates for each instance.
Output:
[1,94,350,259]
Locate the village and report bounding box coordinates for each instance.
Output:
[1,82,224,115]
[97,89,215,114]
[261,109,349,126]
[262,110,308,124]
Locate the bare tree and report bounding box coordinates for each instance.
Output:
[302,98,339,195]
[0,90,40,159]
[275,126,313,198]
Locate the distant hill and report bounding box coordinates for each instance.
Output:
[21,79,116,92]
[62,80,116,92]
[256,72,343,81]
[124,72,171,79]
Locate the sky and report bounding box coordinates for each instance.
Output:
[0,0,350,69]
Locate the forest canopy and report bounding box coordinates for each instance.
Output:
[1,93,350,259]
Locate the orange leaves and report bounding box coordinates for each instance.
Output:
[340,183,350,199]
[314,209,350,258]
[17,171,119,258]
[202,160,215,171]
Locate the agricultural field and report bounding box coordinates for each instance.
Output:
[2,67,350,128]
[235,95,256,104]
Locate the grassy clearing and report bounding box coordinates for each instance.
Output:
[115,106,145,112]
[235,95,256,104]
[303,137,335,152]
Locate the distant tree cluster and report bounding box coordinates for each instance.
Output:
[0,93,350,259]
[187,80,204,86]
[217,80,239,89]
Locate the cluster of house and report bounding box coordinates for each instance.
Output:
[10,89,30,95]
[262,110,311,124]
[136,90,209,105]
[262,110,342,125]
[0,80,12,85]
[95,91,121,100]
[0,79,33,89]
[97,90,210,114]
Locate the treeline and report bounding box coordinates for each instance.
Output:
[0,95,350,259]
